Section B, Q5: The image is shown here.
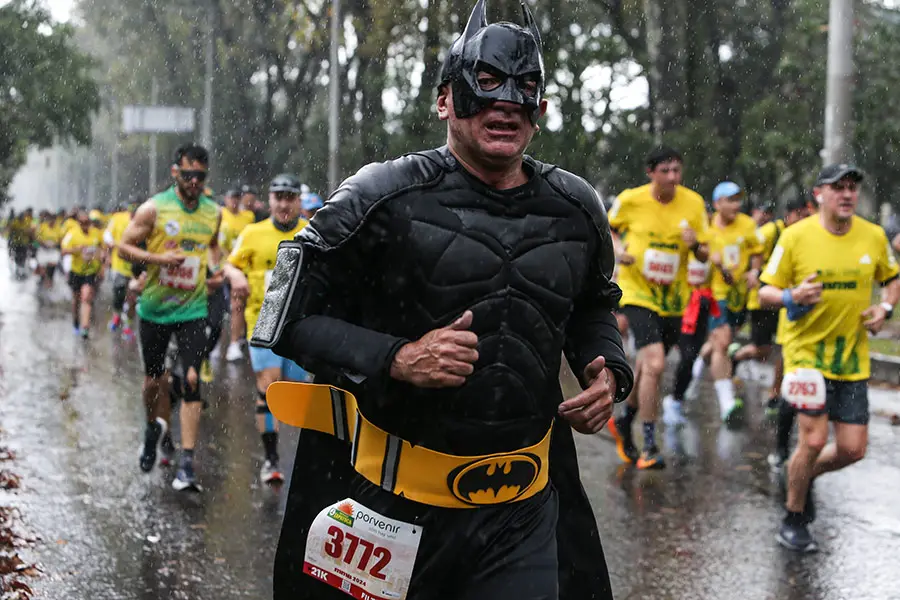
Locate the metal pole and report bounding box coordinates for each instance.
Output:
[327,0,341,193]
[643,0,663,144]
[111,128,119,207]
[149,77,159,195]
[88,149,97,208]
[201,0,214,153]
[823,0,854,165]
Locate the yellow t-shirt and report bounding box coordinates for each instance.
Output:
[37,222,63,245]
[608,184,709,316]
[103,211,133,278]
[61,226,104,276]
[219,209,257,255]
[62,218,79,236]
[228,218,308,339]
[8,218,32,245]
[747,219,785,311]
[761,215,899,381]
[709,212,763,312]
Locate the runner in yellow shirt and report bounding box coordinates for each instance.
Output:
[104,204,137,338]
[699,182,763,427]
[224,174,309,484]
[35,210,63,289]
[759,164,900,552]
[219,188,257,362]
[734,197,813,418]
[61,208,106,338]
[606,146,709,469]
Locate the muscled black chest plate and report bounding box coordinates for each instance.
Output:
[359,171,597,447]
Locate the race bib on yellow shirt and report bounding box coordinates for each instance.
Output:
[160,256,201,291]
[304,498,422,600]
[642,249,680,285]
[687,259,709,287]
[781,369,826,411]
[723,244,741,269]
[81,246,98,261]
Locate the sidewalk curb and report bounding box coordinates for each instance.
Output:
[871,353,900,385]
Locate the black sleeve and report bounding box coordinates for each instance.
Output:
[268,154,448,381]
[271,208,410,382]
[272,247,410,380]
[559,173,634,402]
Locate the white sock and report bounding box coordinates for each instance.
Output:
[692,355,706,380]
[714,379,735,418]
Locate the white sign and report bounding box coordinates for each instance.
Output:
[122,106,195,134]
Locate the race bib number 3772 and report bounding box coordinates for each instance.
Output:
[304,498,422,600]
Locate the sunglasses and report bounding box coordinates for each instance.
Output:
[179,169,208,182]
[829,181,858,192]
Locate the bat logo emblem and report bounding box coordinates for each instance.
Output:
[448,453,541,506]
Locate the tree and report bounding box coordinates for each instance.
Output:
[0,0,100,205]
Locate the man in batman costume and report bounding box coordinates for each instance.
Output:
[254,1,633,598]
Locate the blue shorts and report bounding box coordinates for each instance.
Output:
[248,346,310,381]
[708,300,746,331]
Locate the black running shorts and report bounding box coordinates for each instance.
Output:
[139,319,208,379]
[618,305,681,352]
[750,309,779,347]
[68,272,98,291]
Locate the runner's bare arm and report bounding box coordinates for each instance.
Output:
[208,208,223,266]
[118,202,157,264]
[119,202,183,267]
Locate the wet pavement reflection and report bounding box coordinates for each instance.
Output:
[1,254,898,600]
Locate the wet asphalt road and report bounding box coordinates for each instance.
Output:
[1,250,899,600]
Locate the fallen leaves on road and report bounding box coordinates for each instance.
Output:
[0,472,20,490]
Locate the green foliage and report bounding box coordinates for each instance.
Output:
[63,0,900,215]
[0,0,99,205]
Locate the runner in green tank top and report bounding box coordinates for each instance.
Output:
[120,144,223,492]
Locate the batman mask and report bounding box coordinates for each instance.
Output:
[439,0,545,123]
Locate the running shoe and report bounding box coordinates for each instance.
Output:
[607,417,639,464]
[159,431,176,467]
[172,464,202,492]
[139,418,166,473]
[637,447,666,470]
[121,326,135,341]
[777,520,818,553]
[108,314,121,331]
[225,341,243,362]
[260,459,284,484]
[200,359,214,383]
[80,328,89,340]
[662,395,687,429]
[723,398,745,429]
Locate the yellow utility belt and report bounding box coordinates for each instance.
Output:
[266,382,552,510]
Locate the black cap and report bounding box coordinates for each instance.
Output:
[784,195,810,213]
[815,163,864,187]
[269,174,302,194]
